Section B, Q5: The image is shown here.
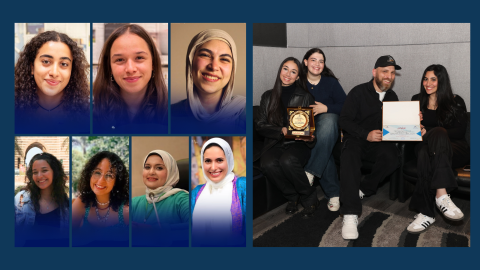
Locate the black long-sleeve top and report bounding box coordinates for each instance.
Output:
[412,94,468,141]
[340,79,399,140]
[254,85,315,162]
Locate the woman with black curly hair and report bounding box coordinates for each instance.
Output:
[14,152,69,247]
[72,151,129,247]
[93,24,168,134]
[15,30,90,134]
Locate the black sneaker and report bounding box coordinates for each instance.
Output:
[285,201,298,215]
[301,200,320,219]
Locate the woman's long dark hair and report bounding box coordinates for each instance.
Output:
[302,48,338,80]
[93,24,167,124]
[267,57,308,126]
[419,64,466,127]
[24,153,69,217]
[78,151,129,212]
[15,31,89,114]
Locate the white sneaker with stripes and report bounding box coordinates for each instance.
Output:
[342,215,359,240]
[407,213,435,234]
[436,194,464,221]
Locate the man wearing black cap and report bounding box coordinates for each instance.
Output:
[339,55,401,240]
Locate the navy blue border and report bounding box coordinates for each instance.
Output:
[4,1,478,269]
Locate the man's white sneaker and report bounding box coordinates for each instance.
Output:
[305,171,314,186]
[436,194,464,221]
[359,190,365,199]
[328,197,340,211]
[407,213,435,234]
[342,215,358,240]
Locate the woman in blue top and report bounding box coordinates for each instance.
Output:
[14,152,69,247]
[191,138,246,247]
[302,48,346,211]
[72,151,129,246]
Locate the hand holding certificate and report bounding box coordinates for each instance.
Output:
[382,101,422,141]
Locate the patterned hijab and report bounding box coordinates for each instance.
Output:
[185,29,245,122]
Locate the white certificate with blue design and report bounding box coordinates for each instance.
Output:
[382,101,422,141]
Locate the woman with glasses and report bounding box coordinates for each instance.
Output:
[72,151,129,246]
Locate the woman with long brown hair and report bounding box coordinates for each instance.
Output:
[15,152,69,246]
[93,24,168,134]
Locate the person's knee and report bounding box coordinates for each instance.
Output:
[378,145,400,168]
[320,113,339,126]
[316,113,339,133]
[279,153,299,168]
[260,157,277,172]
[429,127,448,138]
[340,151,363,172]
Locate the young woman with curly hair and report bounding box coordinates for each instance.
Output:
[14,152,69,247]
[72,151,129,247]
[14,30,90,134]
[93,24,168,134]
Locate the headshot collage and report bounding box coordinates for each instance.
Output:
[14,23,470,249]
[14,23,246,247]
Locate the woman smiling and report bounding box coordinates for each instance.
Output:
[254,57,319,219]
[15,152,69,247]
[131,150,189,247]
[171,29,246,134]
[14,30,90,134]
[191,138,246,247]
[302,48,346,212]
[72,151,129,247]
[93,24,168,134]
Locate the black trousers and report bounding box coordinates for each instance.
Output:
[339,137,399,215]
[409,127,469,217]
[260,142,317,208]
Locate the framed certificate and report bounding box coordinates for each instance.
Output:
[285,107,315,139]
[382,101,422,141]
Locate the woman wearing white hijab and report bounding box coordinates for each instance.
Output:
[191,138,246,247]
[131,150,189,246]
[171,29,246,134]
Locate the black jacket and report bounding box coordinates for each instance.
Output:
[340,79,399,140]
[254,85,315,162]
[412,94,468,141]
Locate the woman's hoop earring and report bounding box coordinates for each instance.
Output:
[152,71,155,78]
[111,75,114,82]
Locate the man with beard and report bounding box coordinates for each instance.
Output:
[338,55,401,240]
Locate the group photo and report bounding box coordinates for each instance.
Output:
[252,23,470,247]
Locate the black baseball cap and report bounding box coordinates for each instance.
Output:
[374,55,402,70]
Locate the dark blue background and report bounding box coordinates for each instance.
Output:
[3,0,477,269]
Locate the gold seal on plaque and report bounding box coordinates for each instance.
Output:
[289,110,309,130]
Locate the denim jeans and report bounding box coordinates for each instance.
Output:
[304,113,340,199]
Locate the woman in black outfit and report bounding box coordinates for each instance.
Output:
[254,57,318,219]
[407,64,469,234]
